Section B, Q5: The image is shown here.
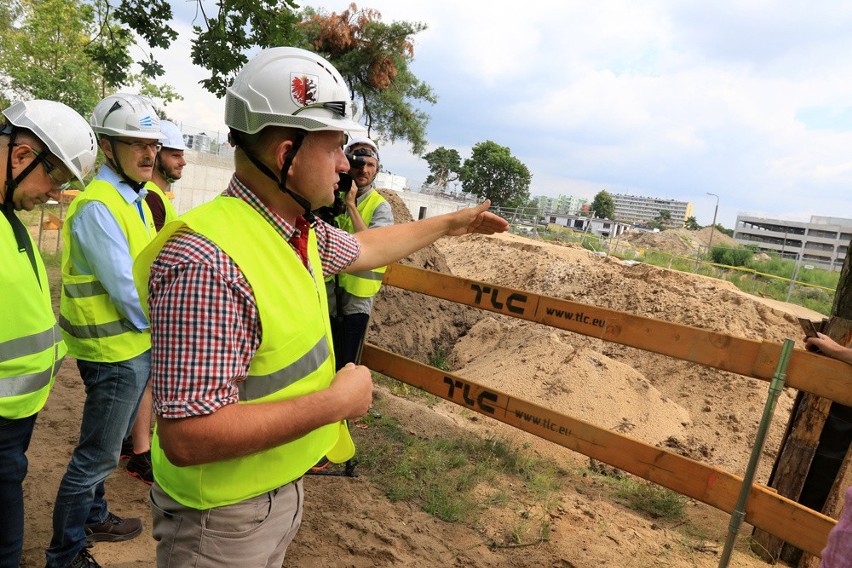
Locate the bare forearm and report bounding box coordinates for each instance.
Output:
[350,215,449,270]
[349,200,507,271]
[158,389,346,466]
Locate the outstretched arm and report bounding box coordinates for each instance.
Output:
[347,200,508,272]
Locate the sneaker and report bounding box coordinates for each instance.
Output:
[119,437,134,460]
[70,548,101,568]
[126,450,154,485]
[85,512,142,543]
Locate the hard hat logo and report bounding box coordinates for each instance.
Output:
[139,115,156,128]
[291,74,318,107]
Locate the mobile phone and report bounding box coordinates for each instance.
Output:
[797,318,819,338]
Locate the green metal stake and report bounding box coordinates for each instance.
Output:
[718,339,794,568]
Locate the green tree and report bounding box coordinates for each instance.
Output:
[460,140,531,208]
[297,3,436,153]
[423,147,461,191]
[590,190,615,219]
[685,215,701,230]
[190,0,301,96]
[654,209,673,227]
[0,0,101,114]
[0,0,181,116]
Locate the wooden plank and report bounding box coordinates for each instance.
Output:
[382,264,852,406]
[361,344,836,557]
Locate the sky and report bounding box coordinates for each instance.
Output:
[150,1,852,229]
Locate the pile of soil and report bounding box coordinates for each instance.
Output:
[20,191,826,567]
[623,227,738,254]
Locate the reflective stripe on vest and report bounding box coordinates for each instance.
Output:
[1,217,66,419]
[59,179,154,362]
[336,189,388,298]
[238,336,330,401]
[135,196,354,509]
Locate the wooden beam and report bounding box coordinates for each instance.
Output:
[361,344,836,558]
[382,264,852,406]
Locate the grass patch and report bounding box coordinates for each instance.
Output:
[353,396,563,525]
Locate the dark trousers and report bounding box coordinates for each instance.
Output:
[0,413,37,568]
[332,313,370,370]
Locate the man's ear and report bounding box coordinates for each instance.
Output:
[99,138,114,161]
[275,138,295,171]
[10,142,34,169]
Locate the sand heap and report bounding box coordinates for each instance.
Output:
[623,227,738,254]
[453,318,692,446]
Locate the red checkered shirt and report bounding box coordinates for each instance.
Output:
[148,175,361,419]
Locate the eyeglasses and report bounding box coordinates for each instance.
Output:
[114,139,163,153]
[32,149,76,191]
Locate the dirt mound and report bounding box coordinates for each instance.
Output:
[453,318,692,445]
[431,231,806,478]
[624,227,737,254]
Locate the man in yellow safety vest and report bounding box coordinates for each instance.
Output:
[0,100,96,568]
[48,93,162,568]
[328,136,393,368]
[135,46,508,567]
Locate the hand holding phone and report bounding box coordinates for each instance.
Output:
[798,318,820,352]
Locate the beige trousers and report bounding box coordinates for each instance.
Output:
[150,479,303,568]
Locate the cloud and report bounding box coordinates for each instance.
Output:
[162,1,852,228]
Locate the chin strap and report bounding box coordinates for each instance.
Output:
[229,129,316,225]
[2,126,42,286]
[105,137,146,193]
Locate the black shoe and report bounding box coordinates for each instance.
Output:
[119,437,134,460]
[70,548,101,568]
[85,512,142,543]
[126,450,154,485]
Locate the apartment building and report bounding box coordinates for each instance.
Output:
[611,193,693,227]
[535,194,589,215]
[734,214,851,270]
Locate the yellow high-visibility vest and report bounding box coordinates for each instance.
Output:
[134,196,354,509]
[0,217,66,419]
[336,189,387,297]
[59,179,154,362]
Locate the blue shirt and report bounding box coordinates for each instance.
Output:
[69,166,151,331]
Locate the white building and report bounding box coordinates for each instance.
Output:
[546,213,630,238]
[611,193,693,227]
[734,214,851,270]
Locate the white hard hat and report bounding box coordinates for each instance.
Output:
[158,120,187,150]
[344,136,379,160]
[225,47,364,135]
[3,100,97,184]
[90,93,161,140]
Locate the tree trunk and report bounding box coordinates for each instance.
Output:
[751,238,852,564]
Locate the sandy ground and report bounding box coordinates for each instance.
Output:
[20,196,834,567]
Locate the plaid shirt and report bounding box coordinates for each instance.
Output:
[148,175,361,419]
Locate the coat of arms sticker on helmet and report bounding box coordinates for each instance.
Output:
[291,73,318,107]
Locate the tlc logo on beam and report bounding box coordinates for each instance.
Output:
[443,377,498,414]
[470,284,527,315]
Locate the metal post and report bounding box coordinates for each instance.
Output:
[706,192,719,260]
[718,339,793,568]
[786,243,805,302]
